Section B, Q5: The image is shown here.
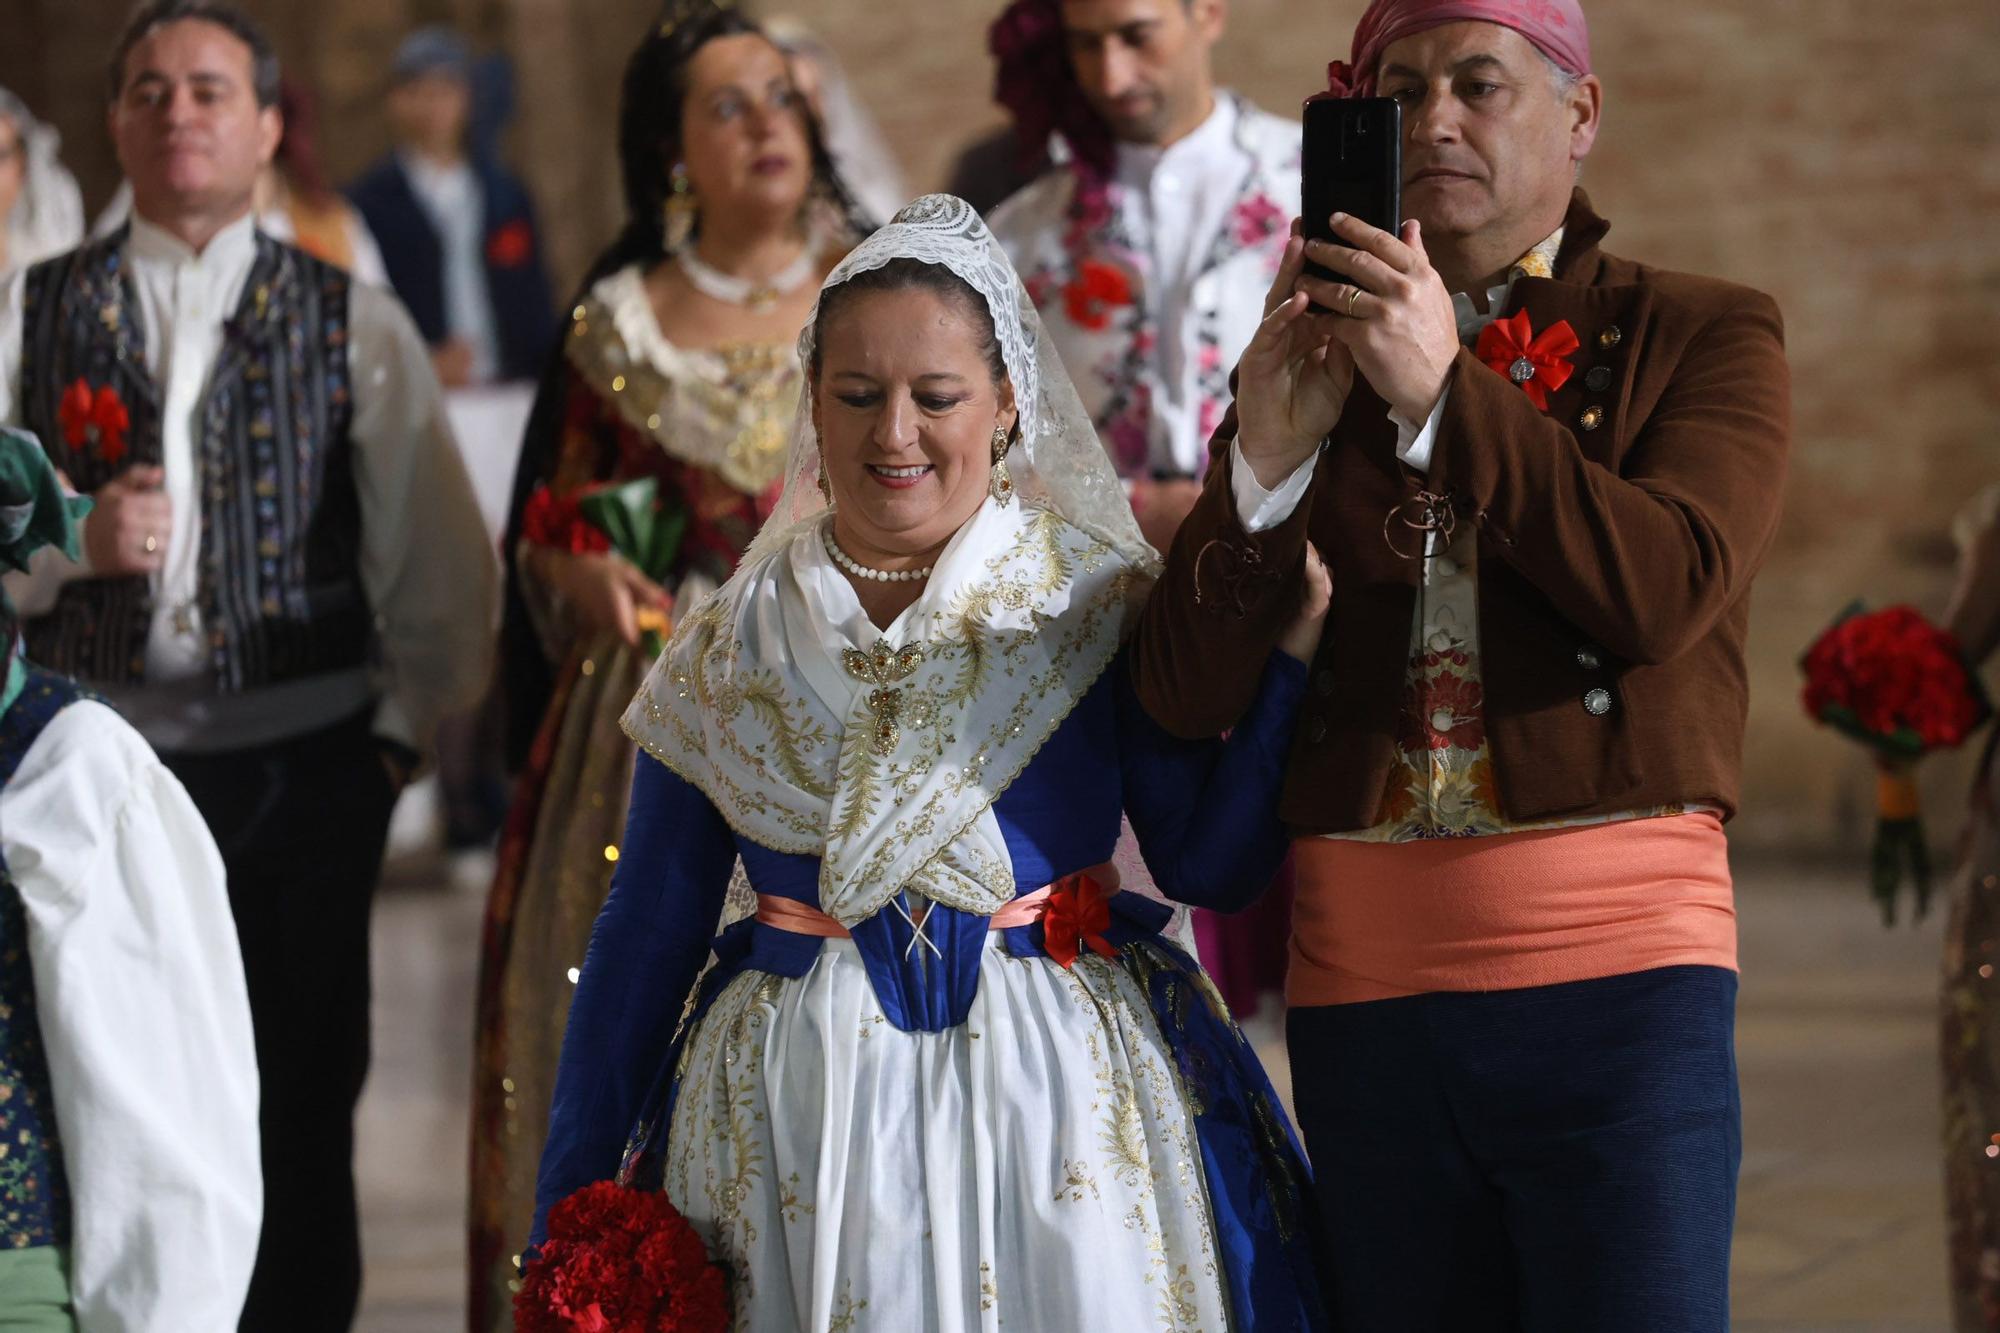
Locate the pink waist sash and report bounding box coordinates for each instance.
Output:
[754,862,1120,938]
[1288,812,1738,1006]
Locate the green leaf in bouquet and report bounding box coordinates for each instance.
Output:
[1814,704,1928,762]
[1871,816,1932,926]
[576,476,688,583]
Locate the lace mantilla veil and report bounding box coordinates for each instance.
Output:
[713,194,1188,944]
[743,193,1156,576]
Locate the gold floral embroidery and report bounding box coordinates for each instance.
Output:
[626,502,1150,924]
[777,1172,815,1225]
[826,1288,869,1332]
[665,971,784,1319]
[1057,1160,1102,1203]
[566,284,799,496]
[1342,525,1701,843]
[1101,1085,1152,1190]
[664,943,1229,1327]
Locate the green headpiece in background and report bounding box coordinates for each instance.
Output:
[0,426,92,715]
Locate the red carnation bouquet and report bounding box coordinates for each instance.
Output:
[1801,603,1992,922]
[515,1181,729,1332]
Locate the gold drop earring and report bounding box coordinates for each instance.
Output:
[989,425,1014,505]
[663,164,697,254]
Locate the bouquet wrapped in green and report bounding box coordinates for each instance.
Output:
[577,478,686,658]
[522,476,688,659]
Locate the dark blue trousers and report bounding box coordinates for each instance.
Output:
[1287,965,1740,1331]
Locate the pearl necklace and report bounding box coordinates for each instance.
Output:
[676,244,817,313]
[824,529,933,583]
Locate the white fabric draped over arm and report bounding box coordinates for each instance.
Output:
[0,700,260,1331]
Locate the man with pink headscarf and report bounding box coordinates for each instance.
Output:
[1134,1,1789,1326]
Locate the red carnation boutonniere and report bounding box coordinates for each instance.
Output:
[1038,871,1117,969]
[58,378,131,466]
[487,218,535,270]
[1062,258,1134,333]
[1475,310,1579,411]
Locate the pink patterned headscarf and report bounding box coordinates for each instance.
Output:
[1327,0,1592,96]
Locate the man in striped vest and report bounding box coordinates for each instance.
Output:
[0,5,496,1328]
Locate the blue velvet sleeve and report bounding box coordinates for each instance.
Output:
[1116,651,1305,913]
[528,752,737,1249]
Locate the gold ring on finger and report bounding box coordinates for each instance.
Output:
[143,533,158,554]
[1346,287,1364,318]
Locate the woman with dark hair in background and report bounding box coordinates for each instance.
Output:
[464,4,863,1323]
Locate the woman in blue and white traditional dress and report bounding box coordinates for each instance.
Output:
[531,195,1329,1331]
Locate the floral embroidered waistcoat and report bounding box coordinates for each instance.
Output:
[992,95,1300,480]
[1334,236,1701,843]
[17,229,369,691]
[0,669,86,1251]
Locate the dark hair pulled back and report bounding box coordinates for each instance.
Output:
[598,4,867,285]
[811,258,1010,394]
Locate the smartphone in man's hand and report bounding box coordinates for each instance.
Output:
[1301,95,1402,312]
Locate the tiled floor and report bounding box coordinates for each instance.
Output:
[352,850,1953,1331]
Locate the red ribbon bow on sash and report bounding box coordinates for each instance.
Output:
[1475,310,1579,411]
[1038,872,1117,969]
[58,378,131,466]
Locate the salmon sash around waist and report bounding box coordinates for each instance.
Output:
[1288,812,1737,1006]
[755,862,1121,938]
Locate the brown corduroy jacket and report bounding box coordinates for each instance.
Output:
[1131,191,1792,834]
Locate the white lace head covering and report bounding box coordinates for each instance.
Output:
[633,195,1188,940]
[0,88,84,277]
[744,193,1156,575]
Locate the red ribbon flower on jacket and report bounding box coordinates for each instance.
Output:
[486,218,534,270]
[1061,258,1134,333]
[58,378,131,467]
[1039,871,1117,969]
[1474,310,1578,411]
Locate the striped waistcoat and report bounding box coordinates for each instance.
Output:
[18,227,370,692]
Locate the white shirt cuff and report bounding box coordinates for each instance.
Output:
[372,694,418,753]
[1390,381,1454,474]
[1229,438,1319,534]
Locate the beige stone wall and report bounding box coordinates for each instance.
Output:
[5,1,1999,851]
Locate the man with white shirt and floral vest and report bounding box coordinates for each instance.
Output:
[0,4,496,1329]
[987,0,1300,556]
[986,0,1303,1019]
